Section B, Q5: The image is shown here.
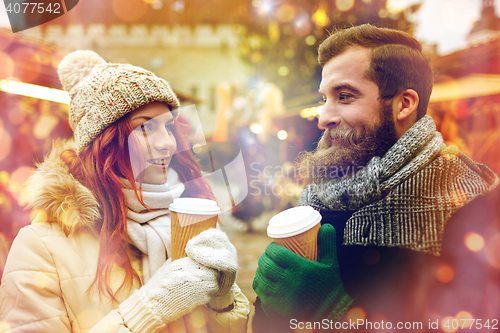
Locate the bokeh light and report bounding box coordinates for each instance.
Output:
[305,35,316,46]
[464,232,485,252]
[0,119,12,163]
[386,0,405,14]
[30,209,48,222]
[277,4,296,23]
[268,20,280,43]
[455,311,474,329]
[294,17,313,37]
[0,171,8,185]
[300,105,323,119]
[112,0,148,22]
[346,307,366,322]
[485,233,500,269]
[251,51,262,63]
[336,0,355,12]
[151,0,162,10]
[378,8,388,18]
[192,143,203,154]
[171,0,185,13]
[278,66,289,76]
[0,52,15,79]
[250,123,264,134]
[312,1,330,28]
[9,166,35,203]
[436,263,454,284]
[0,321,11,333]
[249,35,262,49]
[277,130,288,140]
[60,208,80,229]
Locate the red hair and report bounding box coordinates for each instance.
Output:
[61,110,214,301]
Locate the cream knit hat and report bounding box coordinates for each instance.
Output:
[58,50,180,151]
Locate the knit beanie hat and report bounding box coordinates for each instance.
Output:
[58,50,180,151]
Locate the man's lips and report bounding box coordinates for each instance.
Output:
[330,140,340,146]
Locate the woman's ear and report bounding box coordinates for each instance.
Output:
[397,89,419,121]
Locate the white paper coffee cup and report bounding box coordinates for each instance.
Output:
[267,206,322,261]
[169,198,220,260]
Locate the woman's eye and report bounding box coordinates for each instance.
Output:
[166,123,175,132]
[135,123,153,132]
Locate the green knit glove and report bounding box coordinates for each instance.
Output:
[253,224,353,321]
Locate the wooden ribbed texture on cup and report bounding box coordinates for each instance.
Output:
[170,211,218,261]
[273,223,321,261]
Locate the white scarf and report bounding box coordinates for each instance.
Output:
[123,168,185,282]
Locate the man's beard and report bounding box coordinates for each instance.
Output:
[297,100,399,184]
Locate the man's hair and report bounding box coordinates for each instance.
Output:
[318,24,433,120]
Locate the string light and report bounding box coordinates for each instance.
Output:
[0,79,70,104]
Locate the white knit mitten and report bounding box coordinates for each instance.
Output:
[185,228,238,310]
[118,257,219,333]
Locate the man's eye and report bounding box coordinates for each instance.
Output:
[319,97,327,105]
[339,93,353,101]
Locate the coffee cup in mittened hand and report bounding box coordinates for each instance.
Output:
[169,198,220,261]
[267,206,322,261]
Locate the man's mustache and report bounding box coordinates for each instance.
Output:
[319,128,363,149]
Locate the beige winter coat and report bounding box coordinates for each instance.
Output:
[0,140,250,333]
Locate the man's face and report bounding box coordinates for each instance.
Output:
[318,45,384,135]
[298,46,399,183]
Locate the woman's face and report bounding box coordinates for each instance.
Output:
[129,102,177,184]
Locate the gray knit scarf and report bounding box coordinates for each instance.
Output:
[298,116,499,256]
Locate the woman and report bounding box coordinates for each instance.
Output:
[0,50,249,333]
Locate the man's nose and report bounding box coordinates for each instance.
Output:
[318,103,341,129]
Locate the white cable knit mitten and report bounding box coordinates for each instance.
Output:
[185,228,238,310]
[118,257,219,333]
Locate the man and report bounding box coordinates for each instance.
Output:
[252,24,499,332]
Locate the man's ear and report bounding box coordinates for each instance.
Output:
[397,89,419,121]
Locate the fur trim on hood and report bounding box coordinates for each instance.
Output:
[21,139,101,236]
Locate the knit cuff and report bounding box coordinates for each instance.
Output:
[325,294,354,323]
[118,290,165,333]
[207,285,236,311]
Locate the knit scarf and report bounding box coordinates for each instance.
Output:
[123,168,185,282]
[298,116,499,255]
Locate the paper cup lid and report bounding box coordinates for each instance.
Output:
[267,206,322,238]
[169,198,221,215]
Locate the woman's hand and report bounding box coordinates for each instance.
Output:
[186,228,238,310]
[119,257,219,333]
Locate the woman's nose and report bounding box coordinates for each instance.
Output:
[153,129,176,152]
